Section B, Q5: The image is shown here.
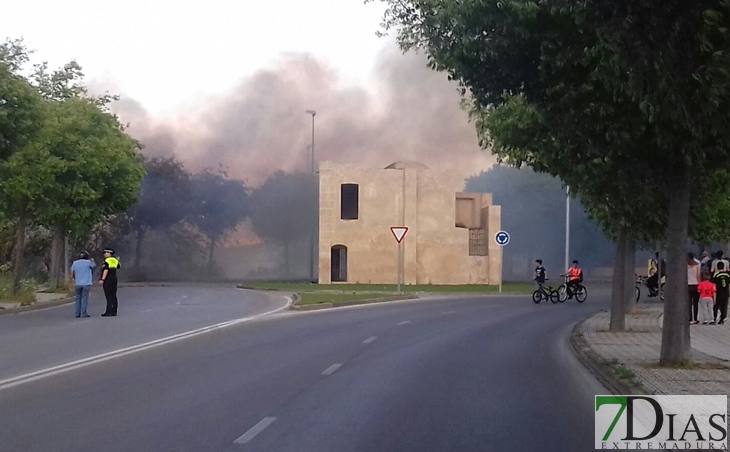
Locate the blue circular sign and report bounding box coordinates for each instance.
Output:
[495,231,510,246]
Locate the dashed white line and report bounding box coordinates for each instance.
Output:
[322,363,342,375]
[363,336,377,344]
[398,320,411,325]
[234,417,276,444]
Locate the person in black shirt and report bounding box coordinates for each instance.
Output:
[99,248,121,317]
[534,259,547,291]
[713,261,730,324]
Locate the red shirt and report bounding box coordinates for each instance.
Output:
[698,281,716,298]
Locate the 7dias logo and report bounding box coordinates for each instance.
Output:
[595,395,727,449]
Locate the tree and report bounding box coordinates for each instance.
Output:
[249,171,318,277]
[369,0,730,364]
[186,169,250,271]
[0,97,145,289]
[127,156,191,267]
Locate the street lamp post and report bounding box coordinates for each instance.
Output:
[305,110,316,283]
[565,185,570,273]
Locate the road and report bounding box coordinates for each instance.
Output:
[0,285,290,382]
[0,294,607,452]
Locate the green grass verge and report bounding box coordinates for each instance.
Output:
[297,293,398,306]
[244,282,534,294]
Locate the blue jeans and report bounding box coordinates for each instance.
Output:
[75,285,91,317]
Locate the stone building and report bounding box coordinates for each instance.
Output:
[318,161,502,285]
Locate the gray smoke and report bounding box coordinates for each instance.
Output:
[107,46,494,184]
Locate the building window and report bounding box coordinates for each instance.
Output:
[331,245,348,282]
[469,229,488,256]
[340,184,359,220]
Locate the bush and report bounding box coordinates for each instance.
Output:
[0,275,37,305]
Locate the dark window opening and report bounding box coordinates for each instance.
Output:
[331,245,348,282]
[469,229,488,256]
[341,184,359,220]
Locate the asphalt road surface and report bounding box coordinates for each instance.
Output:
[0,285,290,382]
[0,294,608,452]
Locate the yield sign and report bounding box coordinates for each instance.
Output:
[390,227,409,244]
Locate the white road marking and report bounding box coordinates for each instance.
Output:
[398,320,411,325]
[234,417,276,444]
[442,311,456,315]
[322,363,342,375]
[0,296,293,392]
[363,336,377,344]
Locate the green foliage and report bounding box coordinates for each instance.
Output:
[0,274,36,305]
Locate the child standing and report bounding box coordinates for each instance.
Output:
[697,273,717,325]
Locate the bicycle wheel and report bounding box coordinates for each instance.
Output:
[576,285,588,303]
[549,290,560,304]
[557,284,569,303]
[532,290,542,304]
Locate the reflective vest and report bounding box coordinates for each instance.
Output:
[568,267,582,281]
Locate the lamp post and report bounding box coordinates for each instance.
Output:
[305,110,316,283]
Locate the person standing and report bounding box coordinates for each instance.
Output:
[712,261,730,325]
[687,253,701,324]
[697,273,717,325]
[70,251,95,318]
[711,250,730,274]
[534,259,546,292]
[99,248,121,317]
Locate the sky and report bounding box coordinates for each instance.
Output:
[2,0,390,116]
[2,1,495,182]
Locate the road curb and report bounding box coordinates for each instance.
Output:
[569,312,644,396]
[0,297,75,316]
[291,294,420,311]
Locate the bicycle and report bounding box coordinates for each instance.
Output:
[635,274,665,303]
[558,275,587,303]
[532,279,560,304]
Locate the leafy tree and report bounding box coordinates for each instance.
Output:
[127,156,191,267]
[249,171,317,277]
[0,97,145,289]
[369,0,730,364]
[186,169,250,271]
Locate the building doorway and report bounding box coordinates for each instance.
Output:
[331,245,348,282]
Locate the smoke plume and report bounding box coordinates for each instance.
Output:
[107,46,494,185]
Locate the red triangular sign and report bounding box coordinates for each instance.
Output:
[391,227,408,243]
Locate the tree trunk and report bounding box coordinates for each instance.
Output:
[49,227,63,290]
[623,237,637,314]
[134,228,146,267]
[660,165,692,366]
[207,238,215,271]
[610,231,627,332]
[12,212,28,295]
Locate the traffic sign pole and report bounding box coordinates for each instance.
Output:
[494,231,511,293]
[391,227,409,292]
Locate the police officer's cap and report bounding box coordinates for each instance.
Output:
[103,248,115,255]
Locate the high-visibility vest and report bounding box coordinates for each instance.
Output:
[568,267,582,281]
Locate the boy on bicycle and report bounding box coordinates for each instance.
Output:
[534,259,547,291]
[565,260,584,297]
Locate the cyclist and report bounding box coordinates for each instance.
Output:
[534,259,547,293]
[564,260,584,297]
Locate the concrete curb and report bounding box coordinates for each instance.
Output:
[0,297,75,316]
[291,294,420,311]
[569,313,645,396]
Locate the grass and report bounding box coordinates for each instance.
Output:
[243,281,534,294]
[297,293,399,306]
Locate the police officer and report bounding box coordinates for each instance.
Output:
[99,248,121,317]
